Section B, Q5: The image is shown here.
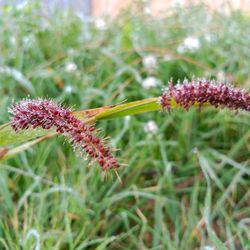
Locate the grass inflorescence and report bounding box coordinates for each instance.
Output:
[161,79,250,111]
[9,98,119,170]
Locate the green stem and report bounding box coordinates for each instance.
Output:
[86,97,161,122]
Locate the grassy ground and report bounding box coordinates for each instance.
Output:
[0,2,250,249]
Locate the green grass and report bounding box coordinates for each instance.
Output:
[0,1,250,249]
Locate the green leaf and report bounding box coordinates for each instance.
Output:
[0,132,56,160]
[0,125,51,147]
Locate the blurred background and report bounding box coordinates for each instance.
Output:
[0,0,249,249]
[1,0,250,17]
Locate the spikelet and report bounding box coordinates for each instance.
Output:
[9,98,119,170]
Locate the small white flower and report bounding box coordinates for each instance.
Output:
[95,18,107,31]
[142,55,157,71]
[141,77,159,89]
[201,246,215,250]
[171,0,185,7]
[67,48,76,56]
[17,1,28,10]
[204,33,215,43]
[64,85,73,93]
[163,54,173,61]
[124,115,131,122]
[216,71,226,81]
[65,62,77,73]
[177,36,200,53]
[143,6,151,15]
[144,120,158,134]
[23,36,31,44]
[23,35,35,48]
[184,37,200,49]
[10,36,17,46]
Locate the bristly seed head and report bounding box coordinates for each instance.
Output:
[8,98,119,170]
[160,79,250,112]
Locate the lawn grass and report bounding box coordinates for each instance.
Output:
[0,2,249,249]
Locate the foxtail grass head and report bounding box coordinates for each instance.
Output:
[9,99,119,170]
[160,79,250,112]
[7,79,250,172]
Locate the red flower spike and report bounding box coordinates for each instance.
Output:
[8,99,119,170]
[160,79,250,112]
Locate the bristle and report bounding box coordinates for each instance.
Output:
[9,98,119,171]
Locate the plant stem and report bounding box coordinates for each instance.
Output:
[75,97,162,122]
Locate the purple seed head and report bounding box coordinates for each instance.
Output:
[9,98,119,170]
[160,79,250,112]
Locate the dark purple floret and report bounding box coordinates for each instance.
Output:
[9,99,119,170]
[160,79,250,112]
